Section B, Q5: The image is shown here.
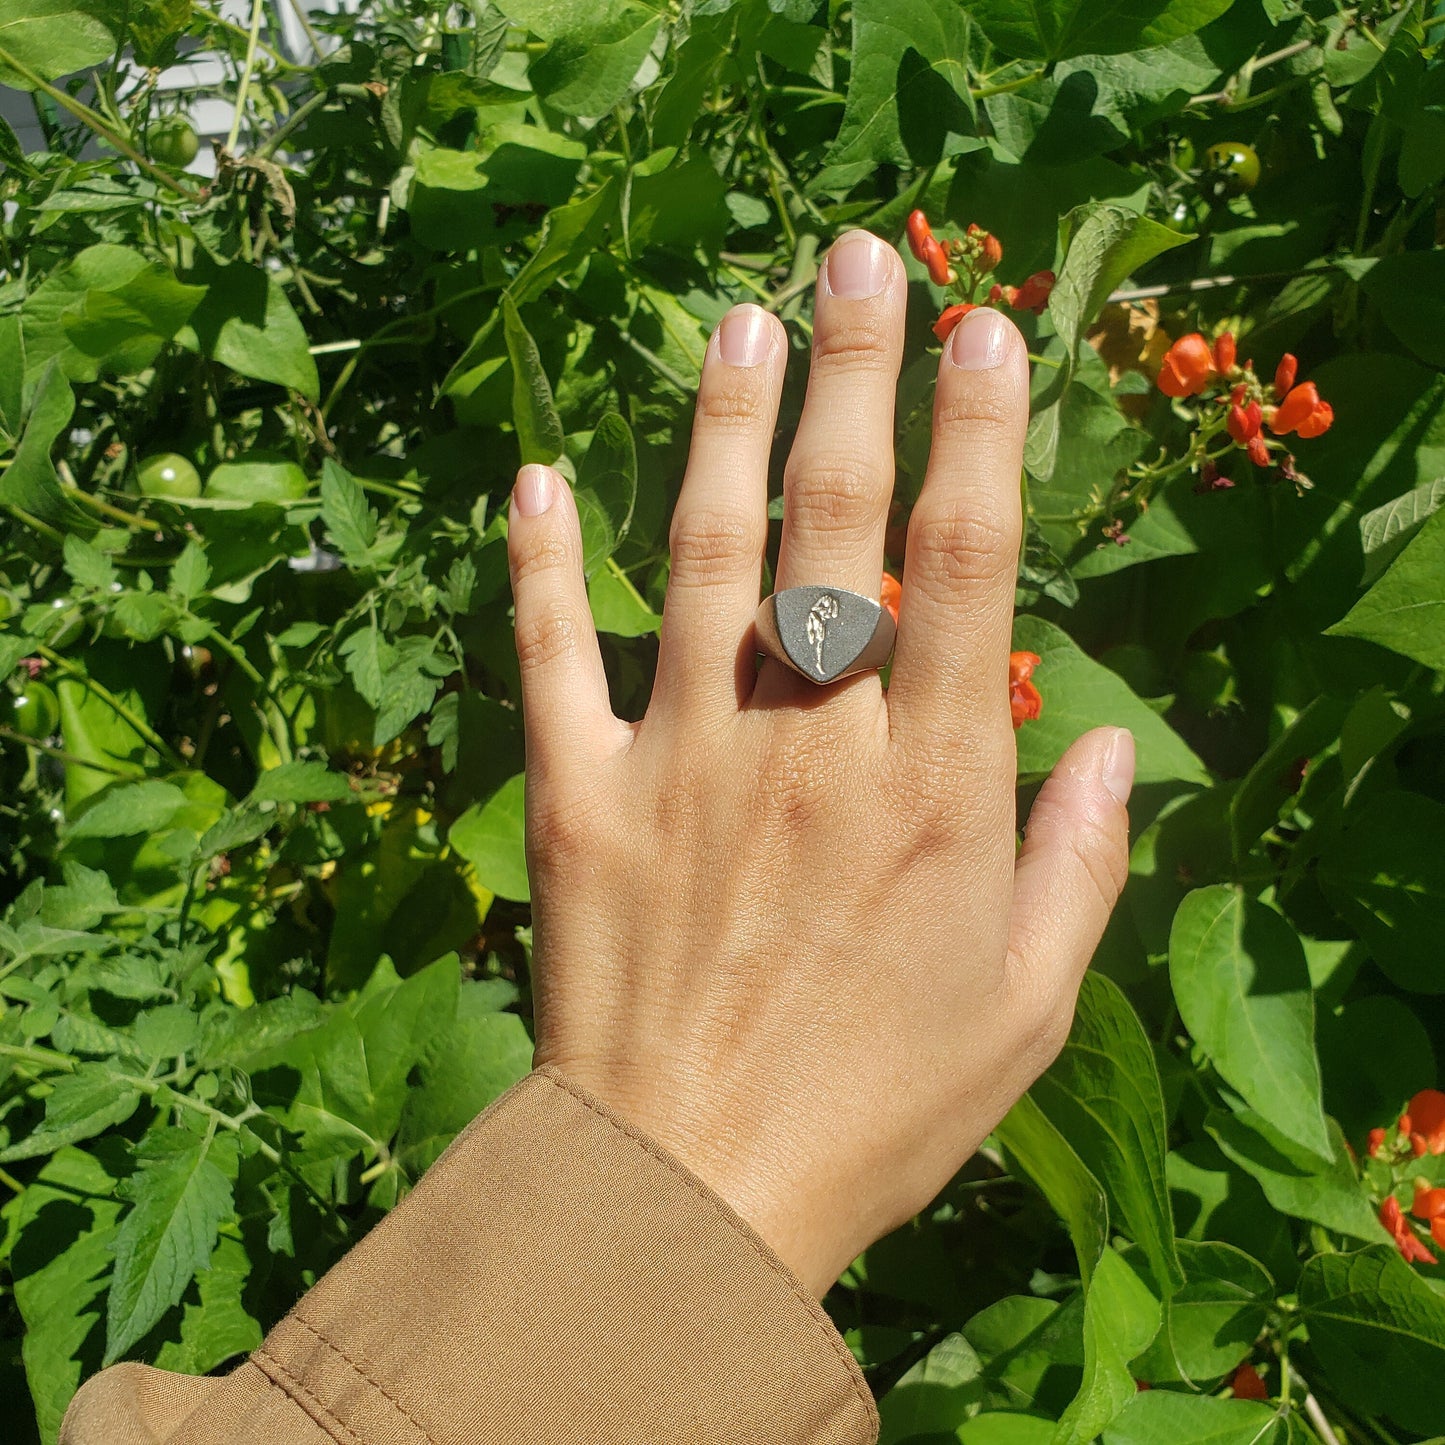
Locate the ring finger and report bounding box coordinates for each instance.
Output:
[757,229,905,696]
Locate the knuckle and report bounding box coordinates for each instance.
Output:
[529,782,609,864]
[509,528,573,586]
[909,509,1016,590]
[695,378,768,430]
[514,607,585,674]
[1066,815,1130,914]
[934,387,1019,436]
[810,318,897,375]
[668,507,766,582]
[784,454,884,537]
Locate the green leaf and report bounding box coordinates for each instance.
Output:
[1050,204,1194,360]
[1327,504,1445,671]
[396,982,533,1175]
[67,780,189,840]
[105,1129,236,1365]
[1206,1109,1385,1242]
[168,540,210,602]
[961,0,1236,63]
[449,772,529,902]
[8,1145,126,1443]
[502,295,564,466]
[1012,616,1208,786]
[575,411,638,574]
[0,1064,141,1161]
[1129,1241,1274,1386]
[1299,1246,1445,1436]
[1055,1247,1162,1445]
[339,627,385,708]
[826,0,976,167]
[1033,973,1183,1297]
[1168,887,1331,1159]
[1361,251,1445,369]
[63,534,116,592]
[1358,477,1445,585]
[0,361,96,534]
[176,256,320,401]
[61,263,204,369]
[589,561,660,635]
[1103,1389,1283,1445]
[1317,790,1445,994]
[150,1234,262,1376]
[250,760,354,805]
[877,1332,983,1445]
[0,0,114,88]
[530,5,662,116]
[320,458,379,565]
[996,1090,1109,1284]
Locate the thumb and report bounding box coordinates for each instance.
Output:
[1006,727,1134,1007]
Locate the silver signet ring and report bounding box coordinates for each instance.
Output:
[753,585,897,684]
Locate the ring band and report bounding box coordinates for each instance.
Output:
[754,585,896,684]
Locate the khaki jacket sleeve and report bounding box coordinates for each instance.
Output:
[59,1064,879,1445]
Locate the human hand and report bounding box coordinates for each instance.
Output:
[504,228,1134,1301]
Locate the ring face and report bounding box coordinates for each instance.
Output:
[754,585,896,684]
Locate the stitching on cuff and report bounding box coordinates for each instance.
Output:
[531,1063,880,1435]
[256,1314,436,1445]
[252,1346,364,1445]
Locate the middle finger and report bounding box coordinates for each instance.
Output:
[771,230,905,609]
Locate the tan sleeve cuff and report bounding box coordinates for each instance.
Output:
[66,1065,878,1445]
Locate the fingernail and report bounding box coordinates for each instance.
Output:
[513,464,555,518]
[1102,728,1135,806]
[948,307,1012,369]
[825,230,888,299]
[717,304,770,367]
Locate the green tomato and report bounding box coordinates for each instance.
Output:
[2,680,60,738]
[137,452,202,499]
[1174,136,1197,172]
[1204,141,1260,193]
[151,115,200,167]
[205,457,309,504]
[46,598,84,648]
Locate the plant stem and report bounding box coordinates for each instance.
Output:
[0,42,200,200]
[36,646,185,768]
[0,726,146,777]
[225,0,266,154]
[972,67,1047,99]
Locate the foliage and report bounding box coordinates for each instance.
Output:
[2,1,1445,1442]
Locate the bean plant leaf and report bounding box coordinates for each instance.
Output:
[826,0,976,167]
[1169,886,1331,1159]
[960,0,1236,63]
[105,1130,236,1365]
[1033,973,1183,1297]
[1013,616,1208,786]
[575,411,638,574]
[1327,503,1445,671]
[1103,1389,1284,1445]
[1317,790,1445,995]
[1358,477,1445,584]
[0,0,115,88]
[529,5,662,116]
[1299,1246,1445,1436]
[501,295,564,466]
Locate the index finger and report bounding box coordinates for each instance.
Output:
[884,306,1029,758]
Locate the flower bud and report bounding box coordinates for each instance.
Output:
[1213,332,1237,374]
[1273,353,1298,400]
[981,232,1003,270]
[906,209,933,263]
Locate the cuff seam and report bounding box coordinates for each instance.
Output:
[251,1345,364,1445]
[531,1064,879,1435]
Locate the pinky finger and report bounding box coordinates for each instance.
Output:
[506,464,630,783]
[1005,728,1134,1013]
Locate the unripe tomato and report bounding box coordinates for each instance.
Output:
[137,453,202,499]
[1174,137,1196,171]
[2,680,60,738]
[150,115,200,167]
[1204,141,1260,193]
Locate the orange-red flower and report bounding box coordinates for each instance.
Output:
[1382,1194,1438,1265]
[1412,1179,1445,1221]
[906,209,932,261]
[982,233,1003,271]
[933,303,977,341]
[1005,270,1055,315]
[1231,1364,1268,1401]
[1270,381,1334,438]
[1157,333,1215,398]
[880,571,902,625]
[1227,400,1262,444]
[1213,332,1237,374]
[1247,435,1271,468]
[921,235,955,286]
[1273,353,1298,399]
[1368,1126,1388,1157]
[1009,651,1042,728]
[1409,1090,1445,1154]
[1435,1217,1445,1249]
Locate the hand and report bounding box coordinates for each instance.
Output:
[504,228,1134,1301]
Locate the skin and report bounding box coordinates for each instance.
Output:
[504,229,1134,1301]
